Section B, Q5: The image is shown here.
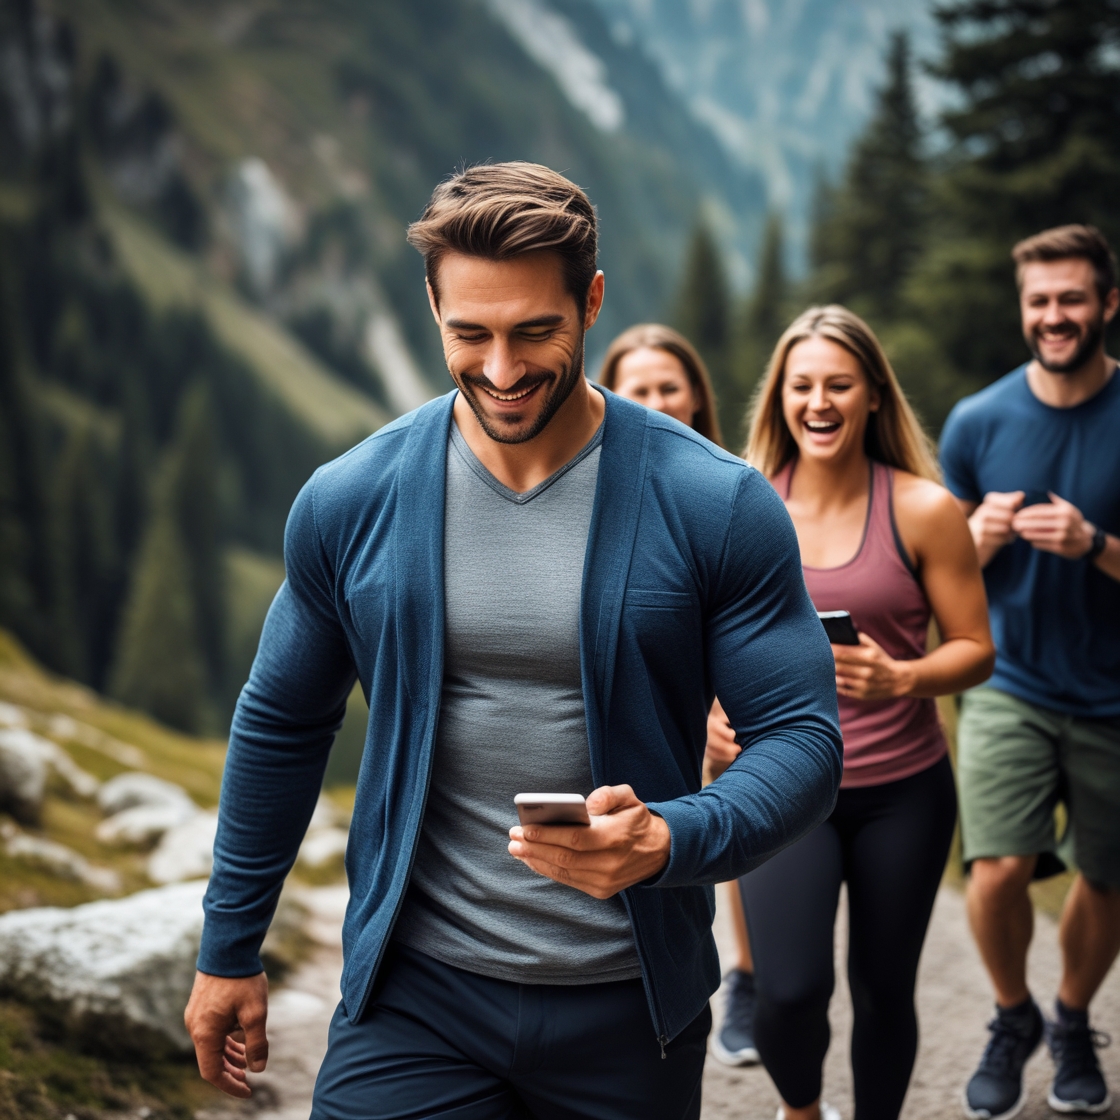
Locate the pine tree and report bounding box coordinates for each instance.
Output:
[107,382,224,733]
[933,0,1120,243]
[162,380,225,690]
[742,214,789,369]
[673,224,736,441]
[108,499,210,734]
[810,32,926,322]
[723,214,792,450]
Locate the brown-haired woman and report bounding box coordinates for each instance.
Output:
[600,325,761,1069]
[730,306,994,1120]
[599,324,723,444]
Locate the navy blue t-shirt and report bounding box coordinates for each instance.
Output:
[940,364,1120,717]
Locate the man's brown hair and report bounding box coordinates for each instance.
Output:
[1012,224,1118,300]
[407,162,598,309]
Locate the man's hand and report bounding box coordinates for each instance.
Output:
[704,698,741,780]
[968,491,1024,566]
[1011,492,1095,559]
[833,633,916,701]
[508,784,671,898]
[184,970,269,1098]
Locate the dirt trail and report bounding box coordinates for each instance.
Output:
[247,885,1120,1119]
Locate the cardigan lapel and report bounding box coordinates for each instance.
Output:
[394,392,455,710]
[580,390,650,787]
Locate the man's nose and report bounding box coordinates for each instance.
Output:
[1041,300,1067,325]
[482,337,526,389]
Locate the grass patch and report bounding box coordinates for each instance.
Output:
[0,998,238,1120]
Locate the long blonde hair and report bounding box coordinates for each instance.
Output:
[744,305,940,481]
[599,323,723,446]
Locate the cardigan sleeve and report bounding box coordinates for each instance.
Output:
[646,469,842,888]
[198,474,357,977]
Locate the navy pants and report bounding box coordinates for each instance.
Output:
[310,943,710,1119]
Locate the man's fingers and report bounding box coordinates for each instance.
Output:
[240,1007,269,1074]
[983,490,1024,510]
[585,783,639,816]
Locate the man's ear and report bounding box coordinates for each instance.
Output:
[426,279,441,325]
[1103,286,1119,326]
[583,271,605,332]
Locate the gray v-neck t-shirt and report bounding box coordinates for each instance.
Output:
[393,419,640,984]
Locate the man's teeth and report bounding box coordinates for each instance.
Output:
[484,385,536,401]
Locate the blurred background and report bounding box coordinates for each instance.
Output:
[1,1,1118,1116]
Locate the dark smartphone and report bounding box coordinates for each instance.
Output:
[1021,489,1051,508]
[818,610,860,645]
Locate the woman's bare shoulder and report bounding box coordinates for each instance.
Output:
[891,470,970,549]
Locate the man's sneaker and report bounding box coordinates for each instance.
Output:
[776,1102,840,1120]
[711,969,759,1066]
[963,999,1045,1119]
[1047,1006,1112,1114]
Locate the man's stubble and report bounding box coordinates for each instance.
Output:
[455,331,586,446]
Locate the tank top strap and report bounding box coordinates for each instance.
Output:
[872,461,921,583]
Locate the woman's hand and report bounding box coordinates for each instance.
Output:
[832,633,916,701]
[704,698,741,779]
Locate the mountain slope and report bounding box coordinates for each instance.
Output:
[592,0,940,265]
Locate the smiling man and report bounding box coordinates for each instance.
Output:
[183,162,841,1120]
[940,225,1120,1120]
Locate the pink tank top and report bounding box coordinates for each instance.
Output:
[775,459,947,788]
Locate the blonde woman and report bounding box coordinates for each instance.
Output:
[731,306,994,1120]
[601,325,760,1068]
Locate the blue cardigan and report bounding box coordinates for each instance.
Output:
[199,389,842,1044]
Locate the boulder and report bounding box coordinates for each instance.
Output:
[147,812,218,883]
[0,728,100,823]
[1,821,122,893]
[95,799,200,846]
[298,827,349,868]
[0,727,47,822]
[0,880,207,1055]
[97,771,194,815]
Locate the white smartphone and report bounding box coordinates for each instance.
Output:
[514,793,591,827]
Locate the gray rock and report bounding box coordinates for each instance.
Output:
[0,880,206,1054]
[0,727,100,822]
[0,820,122,893]
[147,812,218,883]
[0,727,47,822]
[98,771,194,816]
[96,799,200,846]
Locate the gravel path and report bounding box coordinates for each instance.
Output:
[247,884,1120,1119]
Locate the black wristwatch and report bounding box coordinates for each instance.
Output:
[1085,525,1107,562]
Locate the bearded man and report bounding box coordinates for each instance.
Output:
[940,225,1120,1120]
[183,162,841,1120]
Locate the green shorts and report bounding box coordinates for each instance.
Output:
[957,687,1120,888]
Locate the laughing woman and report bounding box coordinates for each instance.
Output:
[733,306,995,1120]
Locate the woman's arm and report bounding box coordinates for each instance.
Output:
[832,474,995,700]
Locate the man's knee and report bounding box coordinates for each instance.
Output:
[969,855,1037,901]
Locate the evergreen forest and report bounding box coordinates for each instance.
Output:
[680,0,1120,447]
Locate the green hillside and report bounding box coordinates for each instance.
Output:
[0,0,761,734]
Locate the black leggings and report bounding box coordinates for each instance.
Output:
[739,754,957,1120]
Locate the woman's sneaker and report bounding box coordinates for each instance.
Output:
[963,999,1044,1119]
[712,969,759,1066]
[1046,1004,1111,1114]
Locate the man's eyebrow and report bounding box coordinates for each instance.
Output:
[443,314,566,330]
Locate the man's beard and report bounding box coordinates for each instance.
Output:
[1027,314,1104,374]
[455,332,585,445]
